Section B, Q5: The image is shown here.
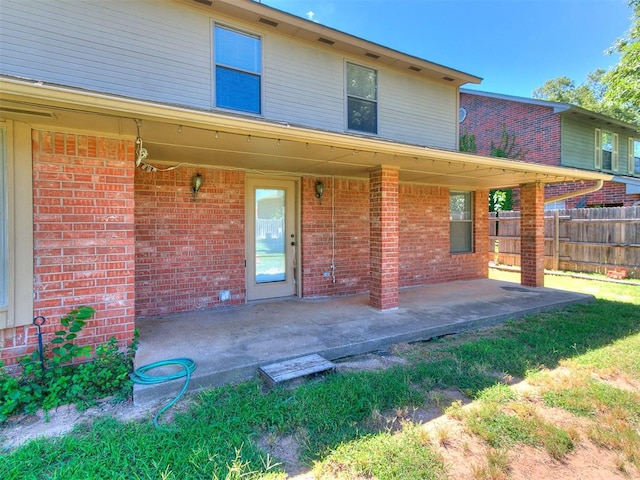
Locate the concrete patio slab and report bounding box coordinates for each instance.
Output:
[133,279,593,405]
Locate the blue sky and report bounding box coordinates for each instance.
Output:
[259,0,633,99]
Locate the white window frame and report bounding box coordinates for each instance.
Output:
[345,62,378,135]
[595,128,618,171]
[213,24,263,115]
[450,191,474,254]
[0,120,33,329]
[630,137,640,176]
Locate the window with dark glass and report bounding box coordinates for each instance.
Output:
[601,130,613,170]
[347,63,377,134]
[215,25,261,114]
[450,191,473,253]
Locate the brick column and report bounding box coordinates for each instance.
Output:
[369,166,399,309]
[520,182,545,287]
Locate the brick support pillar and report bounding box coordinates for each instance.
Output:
[520,182,545,287]
[369,166,399,309]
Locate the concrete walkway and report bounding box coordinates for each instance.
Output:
[133,279,592,405]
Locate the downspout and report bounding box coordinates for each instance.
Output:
[544,180,604,205]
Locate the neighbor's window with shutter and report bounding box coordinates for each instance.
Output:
[601,130,613,170]
[597,129,618,171]
[631,137,640,176]
[214,25,262,114]
[450,191,473,253]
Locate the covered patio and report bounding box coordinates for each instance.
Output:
[133,278,592,405]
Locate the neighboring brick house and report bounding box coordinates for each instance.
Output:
[0,0,609,367]
[460,89,640,209]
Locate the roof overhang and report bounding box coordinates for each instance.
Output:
[185,0,482,88]
[613,176,640,195]
[0,77,612,190]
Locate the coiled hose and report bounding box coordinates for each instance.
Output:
[130,358,197,429]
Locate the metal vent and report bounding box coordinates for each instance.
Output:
[365,52,380,59]
[318,37,335,45]
[443,76,455,82]
[192,0,213,5]
[258,17,278,27]
[0,107,53,117]
[408,66,421,72]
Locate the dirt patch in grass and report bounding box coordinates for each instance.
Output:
[2,347,639,479]
[0,398,155,452]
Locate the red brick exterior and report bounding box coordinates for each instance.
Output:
[369,166,400,309]
[461,92,640,208]
[1,130,136,367]
[460,93,561,166]
[399,185,489,285]
[520,182,545,287]
[545,180,634,208]
[2,135,492,365]
[301,177,370,298]
[134,168,246,316]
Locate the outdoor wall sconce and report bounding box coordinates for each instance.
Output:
[315,181,324,199]
[192,173,203,198]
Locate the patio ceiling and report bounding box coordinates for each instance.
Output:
[1,77,612,190]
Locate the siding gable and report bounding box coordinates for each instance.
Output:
[563,116,632,174]
[1,0,460,148]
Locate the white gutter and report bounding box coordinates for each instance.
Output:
[544,180,604,204]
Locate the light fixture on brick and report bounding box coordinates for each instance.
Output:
[192,173,203,198]
[315,181,324,199]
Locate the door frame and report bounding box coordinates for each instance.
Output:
[245,176,300,301]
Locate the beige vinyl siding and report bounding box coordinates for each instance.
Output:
[379,73,457,149]
[1,0,460,147]
[0,0,213,109]
[0,120,34,329]
[263,36,345,131]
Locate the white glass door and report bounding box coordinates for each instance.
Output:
[246,178,297,300]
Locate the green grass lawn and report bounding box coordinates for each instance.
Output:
[1,272,638,479]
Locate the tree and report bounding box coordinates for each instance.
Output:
[533,1,639,129]
[604,0,640,119]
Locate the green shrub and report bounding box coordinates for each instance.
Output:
[0,306,138,422]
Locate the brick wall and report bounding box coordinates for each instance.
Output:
[400,185,488,286]
[521,182,545,287]
[134,167,246,316]
[370,166,400,309]
[301,177,489,300]
[301,177,370,297]
[460,93,562,166]
[1,130,136,367]
[546,180,640,208]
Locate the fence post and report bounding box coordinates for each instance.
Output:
[553,210,559,271]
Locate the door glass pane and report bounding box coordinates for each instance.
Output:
[255,188,285,283]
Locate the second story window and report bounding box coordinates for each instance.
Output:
[631,138,640,175]
[595,129,618,171]
[214,25,261,114]
[601,130,613,170]
[346,63,377,134]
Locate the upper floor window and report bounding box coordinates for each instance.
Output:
[214,25,261,114]
[450,191,473,254]
[595,128,618,171]
[631,138,640,175]
[346,63,377,134]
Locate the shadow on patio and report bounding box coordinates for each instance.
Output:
[133,278,592,405]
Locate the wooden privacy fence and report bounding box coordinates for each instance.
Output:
[489,206,640,279]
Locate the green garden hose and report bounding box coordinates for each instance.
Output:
[131,357,197,429]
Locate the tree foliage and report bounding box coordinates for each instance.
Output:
[533,0,639,129]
